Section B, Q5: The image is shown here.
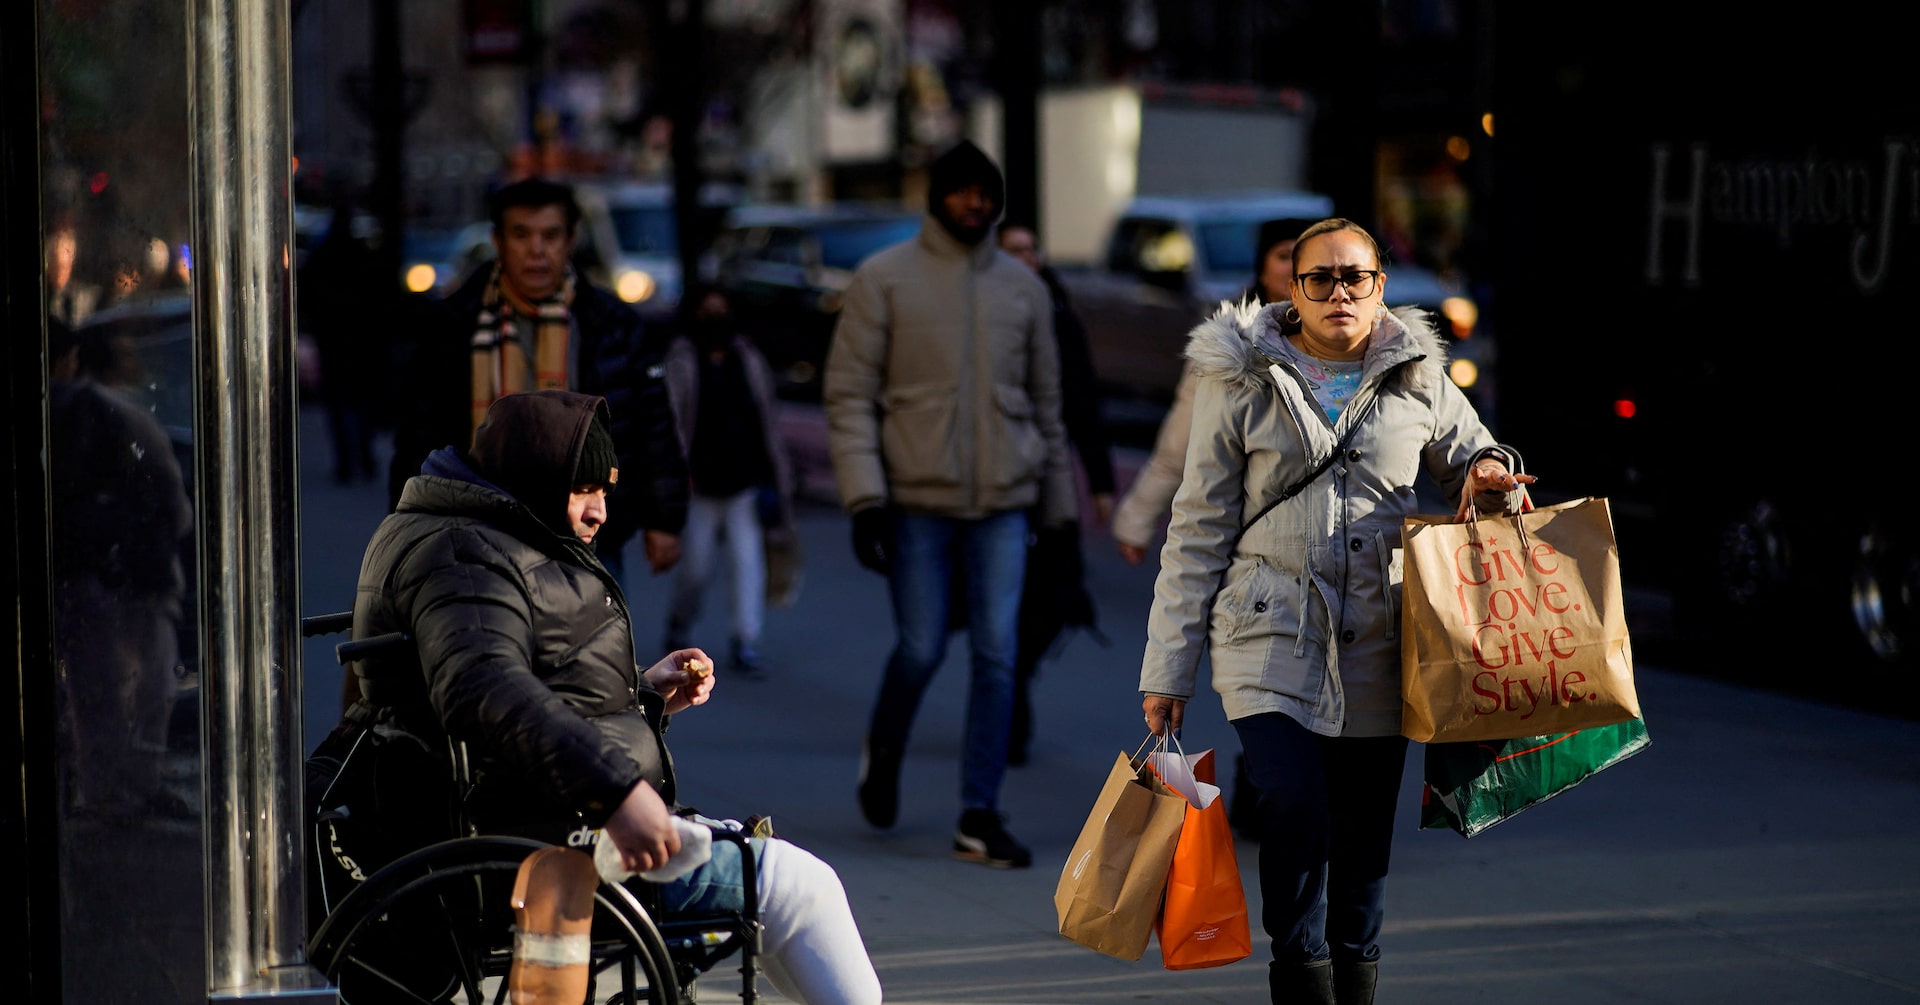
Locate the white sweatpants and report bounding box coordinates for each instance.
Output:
[669,489,766,646]
[757,838,883,1005]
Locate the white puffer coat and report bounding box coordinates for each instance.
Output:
[1139,301,1523,737]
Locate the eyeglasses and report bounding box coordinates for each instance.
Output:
[1293,270,1381,301]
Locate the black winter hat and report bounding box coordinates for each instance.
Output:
[469,390,613,537]
[1252,216,1321,302]
[1256,217,1319,268]
[574,411,618,491]
[926,140,1006,217]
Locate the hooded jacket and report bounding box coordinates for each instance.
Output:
[1139,302,1522,737]
[353,390,673,828]
[823,216,1076,524]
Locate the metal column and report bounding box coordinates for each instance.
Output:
[187,0,329,998]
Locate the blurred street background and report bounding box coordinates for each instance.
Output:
[26,0,1920,1000]
[294,403,1920,1004]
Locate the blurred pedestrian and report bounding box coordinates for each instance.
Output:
[660,284,796,676]
[385,177,688,602]
[1138,218,1535,1004]
[1112,215,1315,837]
[45,219,102,327]
[824,140,1076,868]
[298,198,383,484]
[994,222,1117,766]
[47,319,194,820]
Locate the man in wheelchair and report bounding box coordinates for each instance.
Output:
[331,388,881,1004]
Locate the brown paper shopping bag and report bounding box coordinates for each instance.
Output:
[1401,497,1639,743]
[1055,746,1189,961]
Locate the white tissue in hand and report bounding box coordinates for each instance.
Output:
[594,818,712,885]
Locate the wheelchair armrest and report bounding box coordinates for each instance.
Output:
[704,826,761,920]
[336,631,411,666]
[302,610,354,637]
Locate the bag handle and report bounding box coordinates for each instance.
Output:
[1132,731,1164,765]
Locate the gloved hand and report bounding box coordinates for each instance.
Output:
[851,507,893,575]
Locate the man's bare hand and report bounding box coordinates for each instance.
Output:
[1117,539,1148,566]
[1091,492,1115,528]
[602,782,680,875]
[644,647,716,714]
[644,530,681,574]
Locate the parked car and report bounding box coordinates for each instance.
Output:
[400,222,494,298]
[564,179,742,320]
[1055,191,1488,409]
[711,202,923,399]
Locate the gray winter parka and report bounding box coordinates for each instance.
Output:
[1139,301,1523,737]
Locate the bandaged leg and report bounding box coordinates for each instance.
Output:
[755,838,883,1005]
[509,846,599,1005]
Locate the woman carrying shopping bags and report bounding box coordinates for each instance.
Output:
[1136,218,1535,1004]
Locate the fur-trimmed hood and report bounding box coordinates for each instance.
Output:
[1183,299,1448,393]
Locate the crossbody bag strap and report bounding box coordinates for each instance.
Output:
[1236,390,1380,542]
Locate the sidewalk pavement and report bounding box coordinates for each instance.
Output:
[302,402,1920,1004]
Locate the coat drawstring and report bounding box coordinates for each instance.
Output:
[1292,547,1315,659]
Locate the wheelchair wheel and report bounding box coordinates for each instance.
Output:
[308,836,681,1004]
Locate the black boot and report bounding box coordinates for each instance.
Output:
[1335,960,1379,1005]
[857,736,901,829]
[1269,959,1335,1004]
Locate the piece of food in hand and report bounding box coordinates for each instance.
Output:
[683,657,710,678]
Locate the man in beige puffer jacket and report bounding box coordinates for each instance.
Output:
[824,140,1075,868]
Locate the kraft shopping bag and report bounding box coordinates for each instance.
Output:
[1055,742,1189,961]
[1420,719,1652,837]
[1401,497,1640,743]
[1145,734,1251,970]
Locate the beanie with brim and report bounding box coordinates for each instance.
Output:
[574,412,618,491]
[468,389,612,537]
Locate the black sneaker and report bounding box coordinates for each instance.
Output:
[857,737,901,829]
[954,809,1032,868]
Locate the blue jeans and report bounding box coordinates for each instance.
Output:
[655,833,765,915]
[869,509,1028,811]
[1231,712,1407,967]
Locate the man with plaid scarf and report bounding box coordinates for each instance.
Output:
[387,178,688,593]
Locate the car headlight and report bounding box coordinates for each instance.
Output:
[1440,295,1478,338]
[1448,357,1480,389]
[616,269,656,303]
[404,263,437,294]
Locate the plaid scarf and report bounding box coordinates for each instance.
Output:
[470,264,575,440]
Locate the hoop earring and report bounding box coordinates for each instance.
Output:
[1282,305,1301,325]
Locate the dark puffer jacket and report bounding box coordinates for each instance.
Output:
[355,391,673,827]
[386,267,689,553]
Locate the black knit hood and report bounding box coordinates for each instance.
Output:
[926,139,1005,243]
[467,390,612,538]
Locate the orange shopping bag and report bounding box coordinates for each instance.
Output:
[1145,733,1252,971]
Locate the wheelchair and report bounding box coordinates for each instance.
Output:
[301,611,763,1004]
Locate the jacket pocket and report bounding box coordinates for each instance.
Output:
[879,382,960,491]
[1209,558,1299,650]
[987,383,1046,492]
